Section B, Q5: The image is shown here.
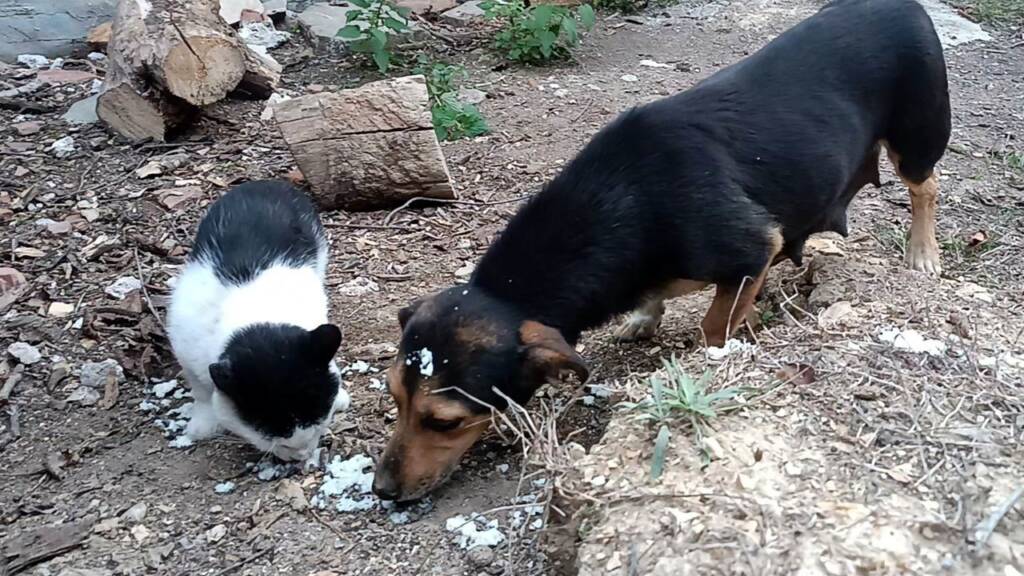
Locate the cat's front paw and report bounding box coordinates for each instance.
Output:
[185,408,219,440]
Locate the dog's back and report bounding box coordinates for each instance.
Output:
[475,0,949,337]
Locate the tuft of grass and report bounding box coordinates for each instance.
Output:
[958,0,1024,24]
[619,356,740,480]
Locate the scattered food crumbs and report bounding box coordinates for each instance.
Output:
[446,514,505,549]
[878,327,947,356]
[214,481,236,494]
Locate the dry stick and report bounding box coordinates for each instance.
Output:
[0,364,25,402]
[133,247,167,332]
[383,195,529,225]
[210,546,274,576]
[973,485,1024,547]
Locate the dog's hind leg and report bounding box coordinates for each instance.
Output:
[613,279,708,342]
[700,228,782,347]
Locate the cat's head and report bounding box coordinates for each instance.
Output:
[208,323,347,461]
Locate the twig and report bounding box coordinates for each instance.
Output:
[383,194,529,225]
[211,546,274,576]
[973,485,1024,547]
[411,14,459,46]
[134,248,167,332]
[0,364,25,402]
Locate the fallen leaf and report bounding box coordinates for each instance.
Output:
[37,69,96,85]
[275,479,309,511]
[805,236,846,256]
[775,363,817,385]
[135,161,164,179]
[156,186,203,211]
[818,300,855,329]
[0,266,29,314]
[885,462,915,484]
[13,246,46,259]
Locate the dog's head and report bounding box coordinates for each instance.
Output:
[372,286,588,501]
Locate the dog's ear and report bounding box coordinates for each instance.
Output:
[398,298,424,330]
[519,320,589,384]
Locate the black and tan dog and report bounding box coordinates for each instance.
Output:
[372,0,951,501]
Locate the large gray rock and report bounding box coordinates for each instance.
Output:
[0,0,116,63]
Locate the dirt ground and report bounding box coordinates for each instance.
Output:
[1,0,1022,575]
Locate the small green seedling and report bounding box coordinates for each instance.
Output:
[336,0,412,72]
[416,57,490,141]
[620,356,740,480]
[480,0,596,64]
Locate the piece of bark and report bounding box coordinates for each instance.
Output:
[274,75,455,211]
[0,517,95,576]
[87,21,112,51]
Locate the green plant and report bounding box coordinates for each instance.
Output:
[480,0,596,64]
[955,0,1024,24]
[337,0,412,72]
[619,356,740,480]
[415,57,489,141]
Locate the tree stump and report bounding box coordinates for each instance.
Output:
[97,0,279,142]
[274,75,455,211]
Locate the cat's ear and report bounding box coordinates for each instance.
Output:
[309,324,342,364]
[209,360,234,394]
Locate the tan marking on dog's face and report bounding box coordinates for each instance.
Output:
[378,368,491,500]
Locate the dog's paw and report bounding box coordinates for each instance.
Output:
[905,240,942,276]
[613,312,660,342]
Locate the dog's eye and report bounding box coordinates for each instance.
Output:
[423,416,463,432]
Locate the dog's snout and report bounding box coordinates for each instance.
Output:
[372,468,400,500]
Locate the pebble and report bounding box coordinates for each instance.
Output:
[80,359,124,389]
[7,342,42,365]
[467,546,496,568]
[48,136,76,158]
[620,74,639,82]
[214,481,237,494]
[206,524,228,543]
[122,502,148,523]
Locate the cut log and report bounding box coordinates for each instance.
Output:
[97,0,279,141]
[274,75,455,212]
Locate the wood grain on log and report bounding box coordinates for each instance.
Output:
[274,75,455,211]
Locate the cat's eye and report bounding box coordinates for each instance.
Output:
[423,416,464,432]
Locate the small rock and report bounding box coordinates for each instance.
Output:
[17,54,50,69]
[454,262,474,280]
[80,359,124,389]
[239,21,292,49]
[87,52,107,62]
[620,74,639,82]
[7,342,41,365]
[338,277,380,297]
[63,95,100,125]
[122,502,148,523]
[13,166,30,178]
[67,386,101,405]
[130,524,153,543]
[440,0,485,25]
[37,69,96,85]
[93,517,121,535]
[48,302,75,317]
[467,546,496,568]
[458,87,487,105]
[49,136,76,158]
[13,121,41,136]
[104,276,142,300]
[206,524,228,543]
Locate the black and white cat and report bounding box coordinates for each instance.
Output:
[167,180,349,461]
